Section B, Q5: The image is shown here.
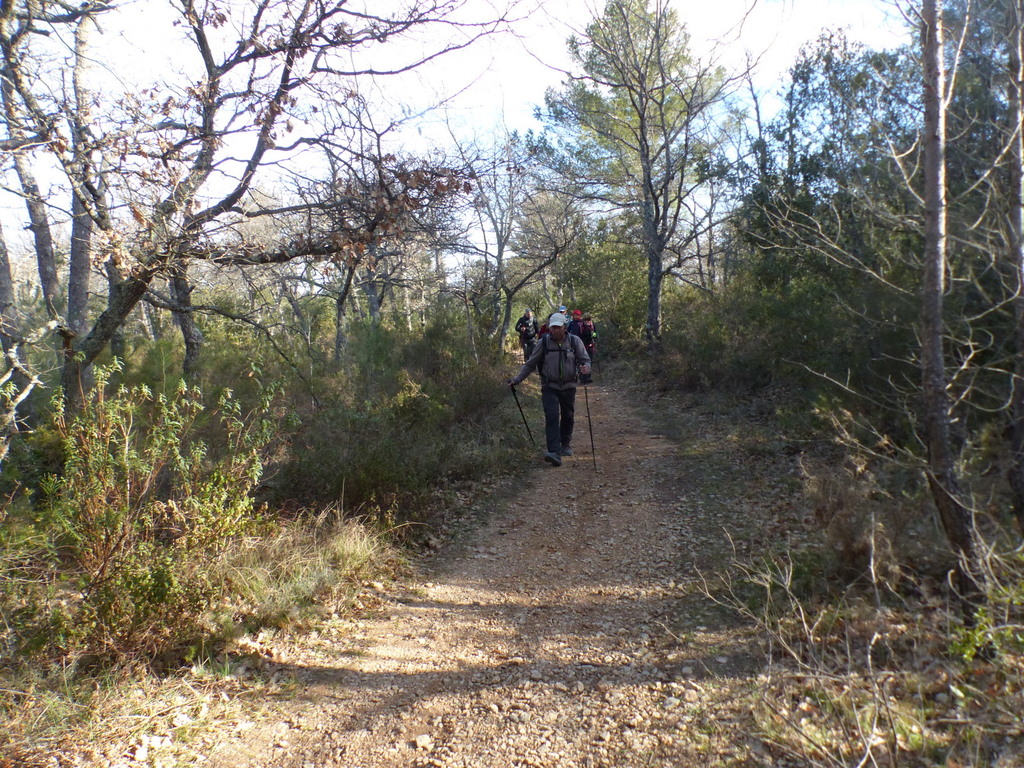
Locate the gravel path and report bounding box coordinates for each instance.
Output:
[203,380,799,768]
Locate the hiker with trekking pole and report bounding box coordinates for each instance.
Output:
[506,312,592,467]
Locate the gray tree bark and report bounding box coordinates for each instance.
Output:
[920,0,981,614]
[1006,1,1024,536]
[67,15,97,339]
[171,266,203,381]
[0,219,15,351]
[11,152,60,320]
[333,266,356,364]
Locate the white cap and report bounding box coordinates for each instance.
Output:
[548,313,568,327]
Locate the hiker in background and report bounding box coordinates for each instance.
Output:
[567,309,583,337]
[507,313,591,467]
[577,312,598,358]
[514,308,539,361]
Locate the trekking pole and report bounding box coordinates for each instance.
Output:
[510,384,535,447]
[583,384,597,470]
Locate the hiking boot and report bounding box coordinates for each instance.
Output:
[543,451,562,466]
[560,446,573,457]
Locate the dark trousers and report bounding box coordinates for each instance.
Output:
[541,386,576,453]
[521,339,536,361]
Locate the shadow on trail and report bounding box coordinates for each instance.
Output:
[258,583,764,705]
[208,379,790,766]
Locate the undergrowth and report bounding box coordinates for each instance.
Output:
[628,352,1024,767]
[0,364,408,765]
[707,523,1024,767]
[0,315,525,765]
[0,510,400,766]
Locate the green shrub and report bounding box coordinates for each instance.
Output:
[2,364,273,663]
[265,304,523,513]
[0,423,64,502]
[274,362,519,510]
[950,547,1024,662]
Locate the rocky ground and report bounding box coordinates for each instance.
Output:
[194,378,807,768]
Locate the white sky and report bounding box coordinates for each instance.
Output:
[401,0,912,140]
[91,0,909,142]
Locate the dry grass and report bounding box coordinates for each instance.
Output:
[628,370,1024,766]
[705,514,1024,767]
[0,510,403,767]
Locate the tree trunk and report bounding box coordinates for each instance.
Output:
[920,0,982,616]
[334,293,348,364]
[282,279,313,378]
[0,219,15,351]
[333,266,356,364]
[171,266,203,381]
[463,279,478,362]
[13,154,61,320]
[489,252,504,337]
[498,288,513,354]
[68,195,93,335]
[645,240,664,344]
[0,64,62,322]
[139,297,161,342]
[1007,1,1024,537]
[642,187,665,344]
[61,269,154,412]
[361,269,382,324]
[67,13,95,338]
[403,281,413,332]
[106,261,126,367]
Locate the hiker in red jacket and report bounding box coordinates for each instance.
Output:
[567,309,597,357]
[567,309,583,337]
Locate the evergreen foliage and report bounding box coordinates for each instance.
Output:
[2,364,272,662]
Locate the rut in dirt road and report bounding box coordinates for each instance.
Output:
[208,381,782,768]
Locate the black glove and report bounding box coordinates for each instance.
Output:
[579,372,592,385]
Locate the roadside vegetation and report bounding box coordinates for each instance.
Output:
[0,305,524,764]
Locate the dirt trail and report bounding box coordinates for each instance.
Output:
[205,379,800,768]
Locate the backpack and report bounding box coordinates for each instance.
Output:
[517,317,537,341]
[577,320,595,345]
[537,334,583,385]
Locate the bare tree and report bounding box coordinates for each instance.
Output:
[453,132,528,339]
[920,0,981,612]
[1003,0,1024,533]
[0,0,506,410]
[506,188,586,332]
[444,130,580,349]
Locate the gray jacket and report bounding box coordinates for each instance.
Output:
[510,333,591,390]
